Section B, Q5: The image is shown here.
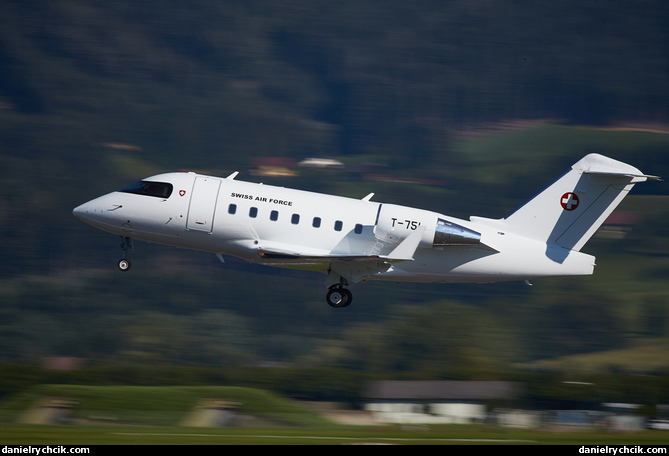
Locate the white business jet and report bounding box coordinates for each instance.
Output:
[73,154,659,307]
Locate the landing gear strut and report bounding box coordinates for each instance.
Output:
[118,236,133,272]
[326,285,352,308]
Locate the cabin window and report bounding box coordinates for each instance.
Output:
[270,210,279,221]
[334,220,343,231]
[354,224,363,234]
[291,214,300,225]
[312,217,321,228]
[118,181,173,198]
[228,204,237,215]
[249,207,258,218]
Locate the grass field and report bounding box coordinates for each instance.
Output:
[1,424,668,445]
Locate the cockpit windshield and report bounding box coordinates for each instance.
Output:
[118,180,173,198]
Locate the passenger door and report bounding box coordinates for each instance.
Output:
[186,176,221,233]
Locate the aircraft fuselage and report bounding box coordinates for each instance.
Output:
[73,171,592,282]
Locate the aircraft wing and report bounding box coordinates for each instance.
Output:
[258,248,383,262]
[254,242,371,261]
[255,245,410,282]
[253,229,425,282]
[256,227,424,262]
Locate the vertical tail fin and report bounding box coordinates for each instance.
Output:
[504,154,658,251]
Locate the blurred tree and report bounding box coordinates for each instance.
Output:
[0,0,667,373]
[321,300,523,375]
[521,288,625,360]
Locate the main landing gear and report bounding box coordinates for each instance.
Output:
[118,236,133,272]
[326,285,352,308]
[325,270,352,308]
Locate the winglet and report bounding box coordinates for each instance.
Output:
[385,227,425,261]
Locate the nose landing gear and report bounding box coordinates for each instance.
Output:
[118,236,133,272]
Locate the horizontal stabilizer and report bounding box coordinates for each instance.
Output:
[584,169,661,181]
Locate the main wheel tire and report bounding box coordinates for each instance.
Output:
[341,288,352,307]
[326,287,352,308]
[117,259,131,272]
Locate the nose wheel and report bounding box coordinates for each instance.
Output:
[117,258,131,271]
[326,285,352,308]
[118,236,133,272]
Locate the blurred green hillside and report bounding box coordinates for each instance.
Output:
[1,384,331,427]
[0,0,668,385]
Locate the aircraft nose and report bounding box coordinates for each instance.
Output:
[72,202,89,220]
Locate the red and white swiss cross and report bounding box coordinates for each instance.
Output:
[560,192,579,211]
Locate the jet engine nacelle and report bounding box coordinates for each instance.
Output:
[433,218,481,246]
